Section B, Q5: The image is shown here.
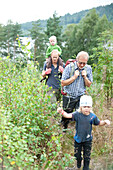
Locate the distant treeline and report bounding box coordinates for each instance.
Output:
[21,3,113,31]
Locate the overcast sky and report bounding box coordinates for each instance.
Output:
[1,0,113,25]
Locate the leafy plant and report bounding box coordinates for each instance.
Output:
[0,57,73,169]
[90,30,113,107]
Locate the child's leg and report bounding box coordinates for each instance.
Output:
[74,140,82,168]
[58,57,63,66]
[46,56,51,68]
[83,140,92,170]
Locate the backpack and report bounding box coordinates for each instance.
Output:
[61,59,76,95]
[65,59,76,67]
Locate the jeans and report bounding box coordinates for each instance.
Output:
[74,140,92,170]
[61,95,80,129]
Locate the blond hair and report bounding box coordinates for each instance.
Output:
[49,35,57,42]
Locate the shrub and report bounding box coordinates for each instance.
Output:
[0,57,74,169]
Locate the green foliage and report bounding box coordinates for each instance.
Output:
[0,57,73,169]
[62,24,77,61]
[45,11,63,47]
[62,8,113,63]
[29,20,46,68]
[0,20,22,58]
[91,30,113,106]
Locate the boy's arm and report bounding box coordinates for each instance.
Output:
[57,108,72,118]
[99,120,110,126]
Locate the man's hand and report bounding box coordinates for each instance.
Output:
[74,70,80,77]
[45,68,52,75]
[81,70,87,78]
[59,66,64,73]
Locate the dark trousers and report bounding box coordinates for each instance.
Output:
[62,95,80,129]
[74,140,92,170]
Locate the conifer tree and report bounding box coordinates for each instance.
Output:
[45,11,62,47]
[0,20,22,58]
[30,20,46,67]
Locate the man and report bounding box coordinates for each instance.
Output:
[42,49,64,103]
[61,51,93,130]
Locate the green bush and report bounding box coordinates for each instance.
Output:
[90,30,113,107]
[0,58,74,169]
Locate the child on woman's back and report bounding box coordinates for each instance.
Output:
[57,95,110,170]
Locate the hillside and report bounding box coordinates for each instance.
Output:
[21,3,113,31]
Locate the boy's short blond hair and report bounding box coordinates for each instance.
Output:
[49,35,57,42]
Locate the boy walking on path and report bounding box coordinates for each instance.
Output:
[57,95,110,170]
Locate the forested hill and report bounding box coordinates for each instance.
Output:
[21,3,113,31]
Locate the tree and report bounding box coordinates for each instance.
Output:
[62,9,99,60]
[45,11,63,47]
[2,20,13,57]
[11,23,22,57]
[0,24,5,56]
[30,20,46,68]
[76,9,99,54]
[62,24,77,61]
[62,9,113,65]
[91,30,113,107]
[0,20,22,58]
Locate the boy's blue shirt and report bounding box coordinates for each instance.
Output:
[72,111,100,143]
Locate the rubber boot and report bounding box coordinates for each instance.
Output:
[83,160,90,170]
[77,159,82,168]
